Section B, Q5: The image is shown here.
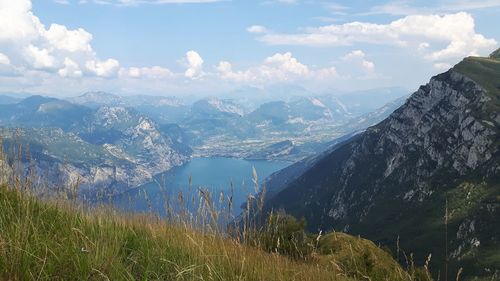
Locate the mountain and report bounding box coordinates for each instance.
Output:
[181,98,250,142]
[248,101,291,125]
[260,50,500,279]
[68,91,123,108]
[0,95,92,130]
[0,97,191,195]
[247,97,342,131]
[288,97,335,121]
[189,97,244,118]
[186,93,408,160]
[1,127,147,195]
[0,94,21,105]
[122,95,189,124]
[314,95,351,119]
[261,131,362,201]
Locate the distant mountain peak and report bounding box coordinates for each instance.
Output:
[80,91,119,98]
[69,91,123,108]
[195,97,244,116]
[18,95,57,107]
[78,91,121,103]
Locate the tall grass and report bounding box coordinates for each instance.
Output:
[0,135,432,281]
[1,186,362,281]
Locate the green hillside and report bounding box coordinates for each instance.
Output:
[0,185,429,281]
[454,50,500,113]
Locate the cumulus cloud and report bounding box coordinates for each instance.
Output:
[184,50,204,79]
[264,52,309,76]
[119,66,174,79]
[58,57,83,78]
[24,45,57,70]
[85,59,120,77]
[343,50,375,73]
[0,0,121,78]
[256,12,497,64]
[44,24,93,53]
[216,52,337,84]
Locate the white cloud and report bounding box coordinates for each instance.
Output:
[216,52,337,84]
[44,24,93,53]
[0,0,117,77]
[264,52,309,76]
[0,53,10,65]
[58,57,83,78]
[247,25,268,34]
[343,50,375,73]
[119,66,174,79]
[315,67,338,79]
[0,0,42,42]
[256,12,497,64]
[85,59,120,77]
[24,45,57,69]
[184,50,204,79]
[216,52,308,83]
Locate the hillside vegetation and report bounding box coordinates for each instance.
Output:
[0,184,432,281]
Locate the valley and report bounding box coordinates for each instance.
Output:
[0,88,407,196]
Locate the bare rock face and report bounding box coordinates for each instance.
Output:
[261,62,500,278]
[0,104,191,197]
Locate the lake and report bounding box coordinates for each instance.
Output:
[110,157,290,218]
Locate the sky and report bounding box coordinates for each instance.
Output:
[0,0,499,98]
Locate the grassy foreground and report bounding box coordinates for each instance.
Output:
[0,185,427,281]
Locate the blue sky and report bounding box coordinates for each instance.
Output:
[0,0,499,97]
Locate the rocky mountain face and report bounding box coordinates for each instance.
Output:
[90,106,187,175]
[0,98,191,196]
[260,51,500,279]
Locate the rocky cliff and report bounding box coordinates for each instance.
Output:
[261,51,500,279]
[0,101,191,197]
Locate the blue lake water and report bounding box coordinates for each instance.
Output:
[110,157,290,217]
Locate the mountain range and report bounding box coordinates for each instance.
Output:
[0,86,406,195]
